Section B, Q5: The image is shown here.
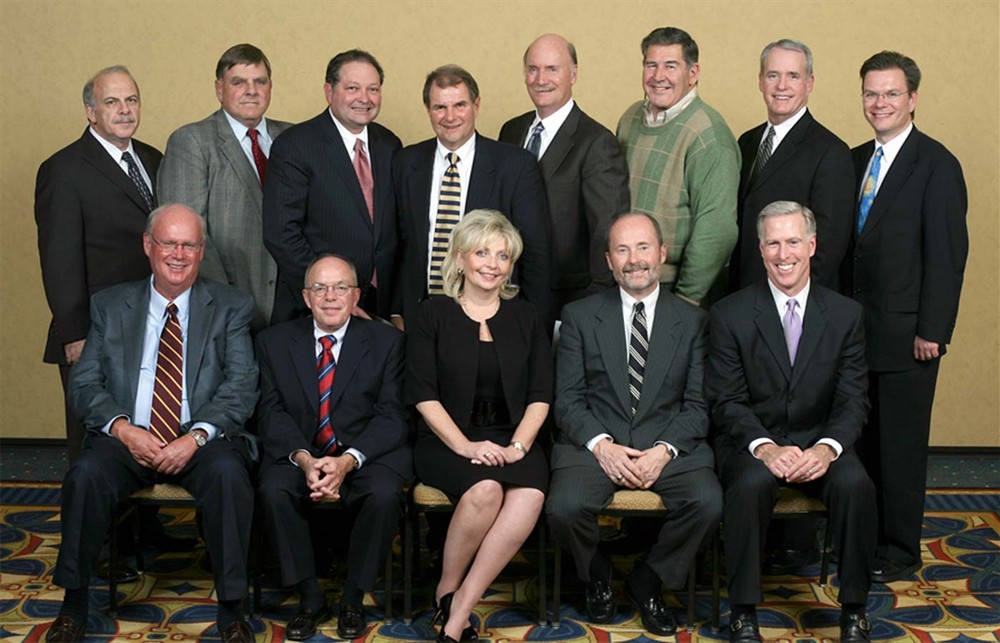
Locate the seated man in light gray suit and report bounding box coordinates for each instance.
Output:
[547,212,722,636]
[159,43,292,330]
[45,204,259,643]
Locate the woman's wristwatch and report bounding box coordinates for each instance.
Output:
[511,441,526,453]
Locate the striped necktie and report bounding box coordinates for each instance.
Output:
[428,152,461,295]
[248,129,268,187]
[121,151,154,211]
[526,122,544,159]
[149,303,183,444]
[314,334,338,455]
[628,301,649,416]
[750,125,774,184]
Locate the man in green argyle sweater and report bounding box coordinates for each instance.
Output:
[618,27,740,307]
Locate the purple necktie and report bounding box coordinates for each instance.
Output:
[783,299,802,365]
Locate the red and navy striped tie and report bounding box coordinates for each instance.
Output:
[314,334,338,454]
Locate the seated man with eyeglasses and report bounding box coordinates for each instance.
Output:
[255,254,412,640]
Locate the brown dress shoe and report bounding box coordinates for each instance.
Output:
[45,615,85,642]
[220,619,254,643]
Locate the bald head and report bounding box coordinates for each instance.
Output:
[143,204,207,301]
[523,33,577,118]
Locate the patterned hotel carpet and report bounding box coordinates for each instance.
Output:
[1,482,998,642]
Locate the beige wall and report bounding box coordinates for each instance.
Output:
[2,0,997,446]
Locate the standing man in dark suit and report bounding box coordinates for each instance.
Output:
[499,33,630,322]
[546,213,722,636]
[707,201,876,643]
[264,49,402,323]
[845,51,968,583]
[159,43,292,331]
[731,39,854,292]
[45,204,259,643]
[35,65,161,463]
[393,64,551,327]
[256,255,410,640]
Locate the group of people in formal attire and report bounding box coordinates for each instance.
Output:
[35,24,967,643]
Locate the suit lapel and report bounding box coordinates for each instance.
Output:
[214,110,262,196]
[593,291,631,417]
[122,281,150,403]
[789,287,828,389]
[859,128,919,241]
[368,126,392,243]
[327,319,369,409]
[466,134,497,210]
[410,141,436,274]
[538,106,579,180]
[185,280,214,400]
[754,111,812,187]
[633,293,681,421]
[320,113,373,231]
[80,129,152,213]
[738,122,767,201]
[753,282,792,381]
[291,321,320,415]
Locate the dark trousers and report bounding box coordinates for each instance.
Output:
[719,448,876,606]
[859,362,940,567]
[257,461,406,591]
[58,365,86,464]
[53,433,255,601]
[546,464,722,590]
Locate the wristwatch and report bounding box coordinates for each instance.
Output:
[189,430,208,448]
[511,441,526,453]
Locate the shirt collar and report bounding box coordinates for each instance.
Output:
[436,132,477,163]
[875,122,913,166]
[89,126,137,163]
[620,283,661,312]
[313,316,351,347]
[767,277,810,318]
[768,105,808,138]
[148,276,193,322]
[532,98,575,134]
[222,108,269,143]
[643,88,698,126]
[329,108,369,150]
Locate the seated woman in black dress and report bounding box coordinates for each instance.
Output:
[406,209,553,643]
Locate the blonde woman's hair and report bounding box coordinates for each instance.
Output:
[442,209,524,301]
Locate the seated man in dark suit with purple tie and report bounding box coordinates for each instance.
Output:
[706,201,876,643]
[256,255,411,640]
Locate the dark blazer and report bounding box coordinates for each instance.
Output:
[842,127,968,371]
[256,315,411,477]
[68,278,259,442]
[393,135,552,324]
[552,287,713,475]
[405,297,552,432]
[159,109,293,330]
[35,129,162,364]
[263,111,402,322]
[498,104,630,306]
[732,110,854,292]
[707,281,868,456]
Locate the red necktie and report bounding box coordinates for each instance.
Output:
[248,128,267,187]
[353,138,375,221]
[314,335,338,455]
[150,303,183,444]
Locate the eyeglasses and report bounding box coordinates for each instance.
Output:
[305,283,358,297]
[862,90,909,103]
[150,236,204,254]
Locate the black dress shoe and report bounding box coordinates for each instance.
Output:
[432,592,478,641]
[623,579,676,636]
[45,615,86,642]
[285,602,330,640]
[584,577,615,624]
[337,602,367,639]
[95,559,139,583]
[840,609,872,642]
[870,559,921,583]
[220,619,254,643]
[728,611,762,642]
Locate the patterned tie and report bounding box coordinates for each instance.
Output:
[526,122,544,159]
[247,128,268,187]
[149,303,183,444]
[121,151,154,211]
[314,335,338,455]
[428,152,461,295]
[628,301,649,416]
[857,147,883,234]
[353,138,375,221]
[783,299,802,365]
[750,125,775,184]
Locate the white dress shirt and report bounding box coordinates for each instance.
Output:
[860,122,913,197]
[425,134,477,282]
[524,98,575,159]
[330,109,370,163]
[222,109,273,179]
[763,105,808,151]
[89,126,152,192]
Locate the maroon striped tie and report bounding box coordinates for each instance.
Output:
[150,303,183,444]
[248,129,267,187]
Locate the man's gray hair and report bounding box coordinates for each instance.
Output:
[83,65,137,109]
[759,39,813,77]
[756,200,816,241]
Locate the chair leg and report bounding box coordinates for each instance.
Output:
[686,556,696,631]
[403,506,413,624]
[250,521,262,618]
[537,519,546,625]
[551,541,561,627]
[108,508,120,615]
[819,515,832,587]
[711,525,721,632]
[384,535,394,622]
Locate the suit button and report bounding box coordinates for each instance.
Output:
[854,288,861,295]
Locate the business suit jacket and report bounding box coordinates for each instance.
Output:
[706,281,869,457]
[158,109,292,330]
[732,110,854,292]
[68,277,259,443]
[843,127,968,372]
[35,129,161,365]
[393,135,552,325]
[256,315,411,477]
[263,111,402,322]
[552,287,713,476]
[498,104,630,311]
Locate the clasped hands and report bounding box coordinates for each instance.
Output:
[754,443,834,483]
[593,439,671,489]
[295,452,356,501]
[465,440,525,467]
[114,419,197,476]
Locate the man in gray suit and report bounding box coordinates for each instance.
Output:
[546,212,722,636]
[45,204,259,643]
[159,43,292,330]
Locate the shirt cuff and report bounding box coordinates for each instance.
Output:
[653,441,678,458]
[190,422,218,441]
[586,433,612,452]
[749,437,776,458]
[344,448,366,469]
[103,414,131,436]
[815,438,843,459]
[289,448,311,467]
